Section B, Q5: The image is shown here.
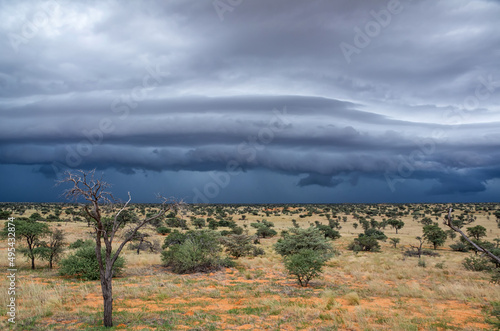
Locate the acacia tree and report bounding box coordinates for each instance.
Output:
[387,219,405,234]
[1,219,50,269]
[39,228,66,269]
[466,225,487,241]
[423,223,447,250]
[60,170,177,327]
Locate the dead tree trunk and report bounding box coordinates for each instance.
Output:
[102,263,113,327]
[410,236,424,258]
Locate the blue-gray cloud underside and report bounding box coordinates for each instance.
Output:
[1,94,499,195]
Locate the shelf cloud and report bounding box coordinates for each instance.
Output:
[1,0,499,203]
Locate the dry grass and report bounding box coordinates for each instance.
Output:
[0,203,499,330]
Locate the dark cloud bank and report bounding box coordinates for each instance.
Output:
[0,0,499,203]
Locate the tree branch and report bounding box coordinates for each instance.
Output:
[445,207,500,265]
[111,199,176,266]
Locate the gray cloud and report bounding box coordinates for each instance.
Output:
[297,174,344,188]
[0,0,499,202]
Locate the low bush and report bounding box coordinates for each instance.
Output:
[192,218,206,229]
[251,221,277,238]
[162,230,187,248]
[166,217,188,229]
[68,239,94,250]
[161,230,233,274]
[450,241,469,252]
[275,227,334,258]
[463,255,493,272]
[490,270,500,285]
[348,236,380,252]
[315,224,341,240]
[59,245,125,280]
[348,229,387,252]
[221,234,265,258]
[403,249,440,257]
[156,226,171,235]
[435,262,445,269]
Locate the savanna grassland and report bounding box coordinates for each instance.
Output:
[1,203,500,330]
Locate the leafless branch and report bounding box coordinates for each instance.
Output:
[444,207,500,265]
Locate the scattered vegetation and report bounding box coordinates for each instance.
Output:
[1,201,499,330]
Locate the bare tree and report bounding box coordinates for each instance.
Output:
[409,236,424,258]
[125,230,160,254]
[59,170,178,327]
[444,207,500,265]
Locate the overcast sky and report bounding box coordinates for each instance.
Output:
[1,0,499,203]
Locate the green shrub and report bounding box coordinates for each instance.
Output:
[274,227,334,258]
[59,245,125,280]
[363,228,387,241]
[274,227,333,287]
[255,226,277,238]
[166,217,187,229]
[251,222,277,238]
[463,255,493,272]
[403,249,440,257]
[156,226,171,235]
[192,218,206,229]
[284,249,325,287]
[221,234,265,258]
[490,270,500,285]
[348,235,381,252]
[161,230,233,274]
[450,241,469,252]
[162,230,187,249]
[435,262,445,269]
[315,224,341,240]
[422,249,440,257]
[488,248,500,268]
[69,239,95,250]
[0,210,12,219]
[347,228,387,252]
[208,219,219,230]
[231,226,244,235]
[218,220,236,228]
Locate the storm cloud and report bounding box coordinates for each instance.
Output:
[0,0,499,203]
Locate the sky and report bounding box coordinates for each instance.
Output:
[0,0,499,204]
